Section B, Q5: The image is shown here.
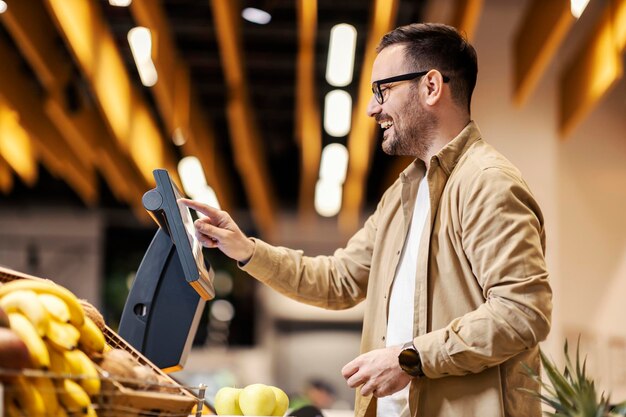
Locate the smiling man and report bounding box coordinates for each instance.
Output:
[182,23,552,417]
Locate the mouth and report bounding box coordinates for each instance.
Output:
[380,120,394,130]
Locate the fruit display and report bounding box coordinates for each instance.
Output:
[0,278,102,416]
[214,383,290,416]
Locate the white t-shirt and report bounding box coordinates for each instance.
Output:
[377,175,430,417]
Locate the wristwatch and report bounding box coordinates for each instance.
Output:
[398,341,425,377]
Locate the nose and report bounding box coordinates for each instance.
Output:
[366,95,382,117]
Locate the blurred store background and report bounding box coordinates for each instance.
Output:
[1,0,626,410]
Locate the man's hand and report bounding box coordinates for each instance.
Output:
[179,198,255,263]
[341,345,411,398]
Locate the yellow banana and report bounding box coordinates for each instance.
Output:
[57,378,91,414]
[78,316,105,353]
[3,399,25,417]
[8,312,50,369]
[12,375,47,417]
[46,318,81,351]
[85,405,98,417]
[38,293,71,323]
[0,279,85,327]
[64,348,101,396]
[33,376,60,415]
[0,289,50,336]
[46,340,71,376]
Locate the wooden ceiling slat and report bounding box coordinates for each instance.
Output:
[0,156,13,194]
[559,0,626,138]
[0,99,38,186]
[210,0,278,239]
[513,0,573,107]
[295,0,321,223]
[43,0,181,187]
[1,0,149,207]
[128,0,234,211]
[339,0,399,233]
[0,35,97,205]
[450,0,483,41]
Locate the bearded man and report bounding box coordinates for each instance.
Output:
[183,23,552,417]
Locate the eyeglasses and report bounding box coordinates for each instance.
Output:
[371,70,450,104]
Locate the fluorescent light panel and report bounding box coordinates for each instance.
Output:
[314,179,343,217]
[109,0,132,6]
[128,27,158,87]
[570,0,590,18]
[242,7,272,24]
[326,24,357,87]
[178,156,207,198]
[319,143,349,184]
[324,90,352,137]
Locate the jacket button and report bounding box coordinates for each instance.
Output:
[382,336,386,341]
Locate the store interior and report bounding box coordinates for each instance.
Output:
[1,0,626,412]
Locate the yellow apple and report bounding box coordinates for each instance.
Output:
[214,386,243,416]
[239,383,276,416]
[270,386,289,416]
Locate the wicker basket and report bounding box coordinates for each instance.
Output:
[0,265,201,417]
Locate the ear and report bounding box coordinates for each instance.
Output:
[422,70,445,106]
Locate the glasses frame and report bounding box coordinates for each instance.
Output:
[371,70,450,104]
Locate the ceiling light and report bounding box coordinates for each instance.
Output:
[319,143,349,184]
[570,0,590,18]
[109,0,132,6]
[314,179,343,217]
[0,1,7,14]
[324,90,352,137]
[326,24,357,87]
[242,7,272,25]
[178,156,208,199]
[172,127,187,146]
[128,27,158,87]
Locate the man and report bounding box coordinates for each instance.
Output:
[182,23,551,417]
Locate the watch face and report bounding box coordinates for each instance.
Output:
[399,347,423,377]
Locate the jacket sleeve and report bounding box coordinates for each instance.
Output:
[239,187,393,310]
[414,167,552,378]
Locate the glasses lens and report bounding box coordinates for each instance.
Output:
[372,84,383,104]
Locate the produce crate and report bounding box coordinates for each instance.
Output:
[0,265,203,417]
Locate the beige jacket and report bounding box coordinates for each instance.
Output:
[242,121,552,417]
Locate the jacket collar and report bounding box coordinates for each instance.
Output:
[432,120,482,176]
[399,120,482,181]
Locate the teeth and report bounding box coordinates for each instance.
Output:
[380,121,393,129]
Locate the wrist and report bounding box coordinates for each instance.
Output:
[239,238,255,265]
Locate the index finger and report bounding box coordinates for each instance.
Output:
[341,359,359,379]
[179,198,220,217]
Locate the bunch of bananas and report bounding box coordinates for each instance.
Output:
[0,279,106,417]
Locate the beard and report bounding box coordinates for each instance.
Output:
[380,99,438,159]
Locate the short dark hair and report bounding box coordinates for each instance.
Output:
[377,23,478,111]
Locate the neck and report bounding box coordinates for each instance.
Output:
[422,113,471,170]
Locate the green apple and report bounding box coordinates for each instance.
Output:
[214,386,243,416]
[270,386,289,416]
[239,383,276,416]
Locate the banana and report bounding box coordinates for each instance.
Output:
[4,400,26,417]
[8,312,50,369]
[46,318,81,351]
[12,375,47,417]
[0,289,50,336]
[57,378,91,414]
[0,279,85,327]
[33,376,60,415]
[78,316,106,353]
[38,293,71,323]
[46,339,71,376]
[64,348,101,396]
